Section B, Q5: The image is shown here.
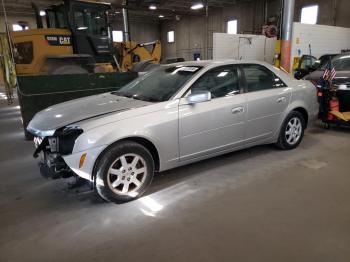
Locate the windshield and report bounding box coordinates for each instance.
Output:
[73,6,108,36]
[321,54,350,71]
[113,65,202,102]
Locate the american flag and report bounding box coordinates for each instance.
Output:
[322,59,336,81]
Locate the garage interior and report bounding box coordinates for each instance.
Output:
[1,0,350,261]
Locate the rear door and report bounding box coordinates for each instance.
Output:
[240,64,291,143]
[178,65,246,161]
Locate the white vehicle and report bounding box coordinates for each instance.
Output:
[28,60,318,203]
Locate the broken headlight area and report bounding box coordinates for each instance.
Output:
[55,126,84,155]
[39,152,72,179]
[33,126,83,179]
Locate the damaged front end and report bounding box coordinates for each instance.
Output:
[32,126,83,179]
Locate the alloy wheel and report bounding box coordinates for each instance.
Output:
[285,117,302,145]
[107,153,147,195]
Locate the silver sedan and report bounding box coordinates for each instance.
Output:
[28,60,318,203]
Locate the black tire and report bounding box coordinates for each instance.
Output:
[95,141,154,203]
[323,122,331,129]
[276,111,306,150]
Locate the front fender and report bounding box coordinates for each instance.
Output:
[63,145,106,181]
[71,104,179,173]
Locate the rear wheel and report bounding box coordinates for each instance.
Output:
[95,141,154,203]
[276,111,305,150]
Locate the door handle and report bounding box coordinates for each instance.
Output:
[232,107,244,114]
[277,96,286,103]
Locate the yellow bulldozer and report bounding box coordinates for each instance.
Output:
[10,0,161,75]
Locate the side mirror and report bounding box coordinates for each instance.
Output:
[294,71,302,80]
[187,91,211,104]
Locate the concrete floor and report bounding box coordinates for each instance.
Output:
[1,89,350,262]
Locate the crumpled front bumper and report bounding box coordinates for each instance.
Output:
[62,145,107,181]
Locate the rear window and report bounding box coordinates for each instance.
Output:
[333,55,350,71]
[14,42,33,64]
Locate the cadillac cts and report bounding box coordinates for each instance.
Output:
[28,60,318,203]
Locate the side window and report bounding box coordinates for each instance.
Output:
[46,10,56,28]
[74,10,85,31]
[55,6,69,29]
[274,76,286,88]
[190,66,240,98]
[14,42,33,64]
[300,56,317,70]
[242,64,285,92]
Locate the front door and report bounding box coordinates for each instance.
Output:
[179,65,246,161]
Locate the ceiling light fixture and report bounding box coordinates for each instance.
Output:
[159,15,164,18]
[191,3,204,10]
[149,5,157,10]
[39,10,46,16]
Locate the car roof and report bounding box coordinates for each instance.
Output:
[161,59,293,85]
[333,53,350,60]
[164,59,271,68]
[319,54,338,58]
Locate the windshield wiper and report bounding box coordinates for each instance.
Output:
[112,91,133,98]
[112,91,159,102]
[132,95,159,103]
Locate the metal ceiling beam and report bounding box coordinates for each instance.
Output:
[1,0,254,18]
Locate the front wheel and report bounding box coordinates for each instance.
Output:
[95,141,154,203]
[276,111,306,150]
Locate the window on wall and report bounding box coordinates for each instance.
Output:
[112,31,123,42]
[167,31,175,43]
[301,5,319,24]
[227,20,237,34]
[12,24,29,31]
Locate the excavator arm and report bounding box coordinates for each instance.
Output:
[118,40,161,71]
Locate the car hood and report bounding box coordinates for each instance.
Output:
[27,92,151,136]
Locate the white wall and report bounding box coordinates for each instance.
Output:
[291,22,350,69]
[213,33,276,64]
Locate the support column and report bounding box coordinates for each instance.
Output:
[280,0,295,72]
[122,0,131,41]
